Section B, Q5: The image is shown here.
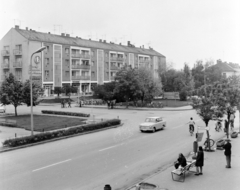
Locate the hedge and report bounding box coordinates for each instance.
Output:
[2,119,121,147]
[41,110,90,117]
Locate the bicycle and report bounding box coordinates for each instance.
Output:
[189,124,194,136]
[203,137,215,148]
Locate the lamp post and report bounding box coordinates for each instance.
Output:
[30,46,46,136]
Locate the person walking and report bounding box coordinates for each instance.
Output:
[68,99,71,108]
[223,139,232,168]
[195,146,204,175]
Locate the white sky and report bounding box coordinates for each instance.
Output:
[0,0,239,69]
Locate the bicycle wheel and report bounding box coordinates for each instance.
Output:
[209,139,215,147]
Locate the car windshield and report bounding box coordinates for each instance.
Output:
[145,118,157,122]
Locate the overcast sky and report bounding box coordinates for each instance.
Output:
[0,0,239,69]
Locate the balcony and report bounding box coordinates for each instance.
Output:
[72,64,90,70]
[13,49,22,55]
[13,62,22,68]
[2,63,9,68]
[71,76,90,80]
[110,65,119,70]
[139,59,150,64]
[110,56,124,62]
[1,50,10,56]
[71,53,90,59]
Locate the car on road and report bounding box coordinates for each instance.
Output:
[0,104,6,113]
[139,116,166,132]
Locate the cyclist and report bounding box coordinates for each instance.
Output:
[187,117,195,135]
[215,119,222,132]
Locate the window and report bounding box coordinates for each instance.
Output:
[65,71,70,77]
[65,48,69,54]
[91,71,95,77]
[45,58,49,66]
[4,46,9,51]
[45,70,49,77]
[65,59,69,66]
[91,61,94,66]
[91,51,94,56]
[222,73,226,78]
[45,46,50,52]
[16,44,22,50]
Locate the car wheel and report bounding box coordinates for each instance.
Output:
[152,127,156,133]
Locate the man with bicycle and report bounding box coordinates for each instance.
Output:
[187,117,195,135]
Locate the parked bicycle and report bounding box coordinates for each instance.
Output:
[203,137,215,148]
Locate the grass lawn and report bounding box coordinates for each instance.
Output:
[153,99,191,107]
[4,115,86,132]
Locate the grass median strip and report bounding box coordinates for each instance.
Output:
[2,115,86,131]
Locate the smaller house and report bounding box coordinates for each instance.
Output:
[216,60,240,78]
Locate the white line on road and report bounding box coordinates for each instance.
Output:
[32,159,72,172]
[99,143,124,152]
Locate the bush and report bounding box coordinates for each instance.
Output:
[42,110,90,117]
[179,91,187,101]
[2,119,121,147]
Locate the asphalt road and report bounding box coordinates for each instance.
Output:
[0,105,225,190]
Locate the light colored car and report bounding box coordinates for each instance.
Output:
[139,117,166,132]
[0,104,6,113]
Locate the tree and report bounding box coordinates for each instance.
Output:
[114,67,140,108]
[22,80,44,106]
[0,73,23,116]
[137,67,162,104]
[192,78,240,150]
[54,87,63,97]
[92,82,116,101]
[62,85,77,98]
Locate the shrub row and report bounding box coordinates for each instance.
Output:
[42,110,90,117]
[3,119,121,147]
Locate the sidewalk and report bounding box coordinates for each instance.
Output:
[127,113,240,190]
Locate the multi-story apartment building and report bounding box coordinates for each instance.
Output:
[0,25,166,96]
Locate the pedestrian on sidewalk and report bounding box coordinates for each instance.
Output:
[174,153,187,169]
[223,139,232,168]
[68,99,71,108]
[195,146,204,176]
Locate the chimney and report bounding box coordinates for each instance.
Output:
[143,45,144,49]
[127,41,130,46]
[15,25,19,29]
[30,29,32,31]
[48,32,51,34]
[76,36,78,38]
[104,40,106,43]
[89,39,91,40]
[66,34,70,37]
[119,43,121,45]
[61,33,65,36]
[26,27,28,30]
[99,39,102,42]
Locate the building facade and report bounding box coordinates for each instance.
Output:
[0,25,166,97]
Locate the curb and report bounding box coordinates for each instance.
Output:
[80,106,193,111]
[0,123,123,153]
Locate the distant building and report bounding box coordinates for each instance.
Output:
[0,25,166,97]
[216,59,240,78]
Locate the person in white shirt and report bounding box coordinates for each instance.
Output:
[188,117,195,133]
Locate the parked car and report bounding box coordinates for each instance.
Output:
[0,104,6,113]
[139,117,166,132]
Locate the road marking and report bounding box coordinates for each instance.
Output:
[32,159,71,172]
[99,143,124,152]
